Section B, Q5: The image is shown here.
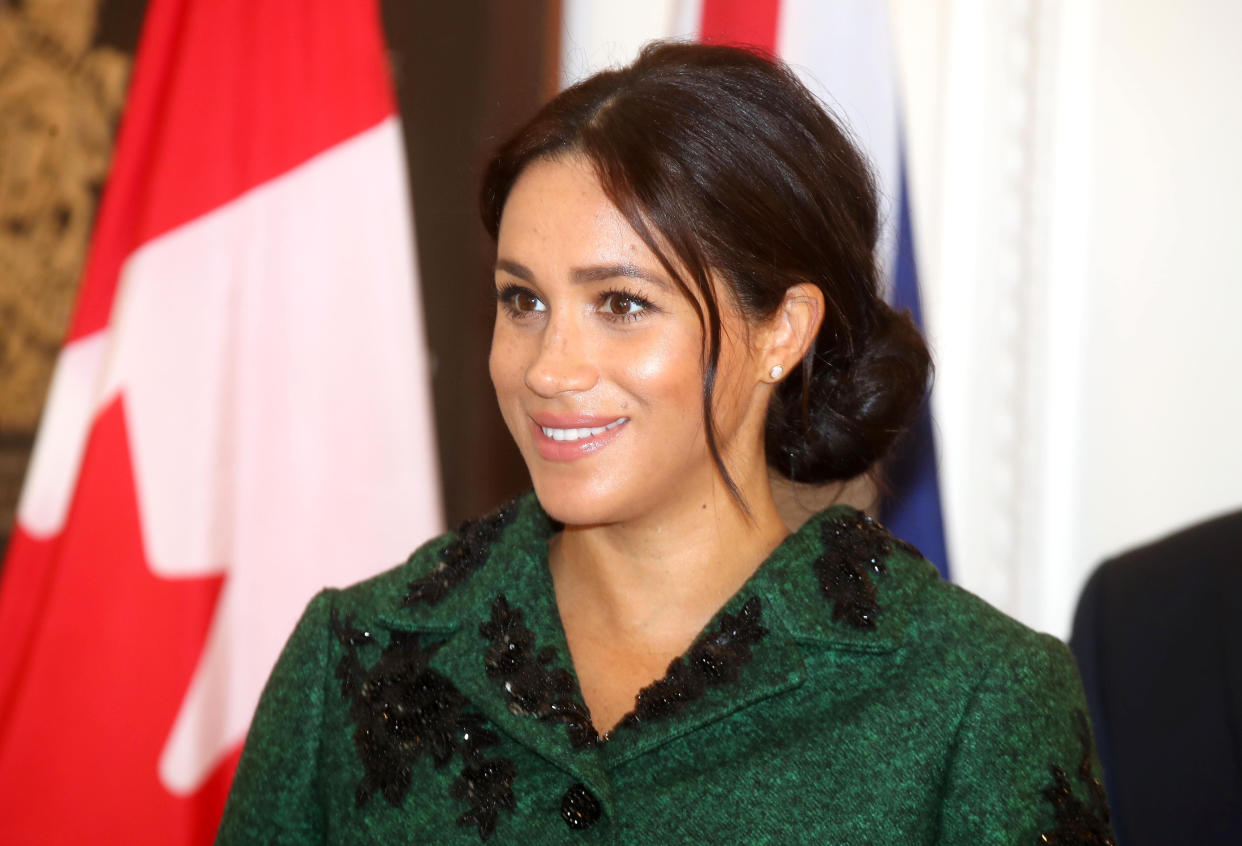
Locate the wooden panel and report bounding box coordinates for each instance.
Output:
[382,0,559,525]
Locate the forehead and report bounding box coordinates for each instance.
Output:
[498,155,658,272]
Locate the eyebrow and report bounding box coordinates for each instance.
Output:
[495,259,672,292]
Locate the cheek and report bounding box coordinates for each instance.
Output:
[489,325,526,411]
[619,329,704,418]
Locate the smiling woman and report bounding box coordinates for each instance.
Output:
[489,154,781,530]
[217,43,1115,845]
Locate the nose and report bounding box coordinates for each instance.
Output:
[524,315,598,397]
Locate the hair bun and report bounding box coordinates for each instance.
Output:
[766,305,931,484]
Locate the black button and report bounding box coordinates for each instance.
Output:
[561,782,601,830]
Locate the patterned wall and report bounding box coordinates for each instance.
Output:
[0,0,134,554]
[0,1,561,557]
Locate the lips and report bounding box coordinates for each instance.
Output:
[528,414,629,461]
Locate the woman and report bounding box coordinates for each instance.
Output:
[217,43,1113,844]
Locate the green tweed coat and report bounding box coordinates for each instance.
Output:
[215,494,1113,844]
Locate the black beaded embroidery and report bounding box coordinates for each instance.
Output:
[619,596,769,730]
[480,595,600,748]
[404,501,521,606]
[813,510,914,629]
[330,611,516,841]
[561,782,602,830]
[451,758,518,840]
[479,594,769,742]
[1039,711,1115,845]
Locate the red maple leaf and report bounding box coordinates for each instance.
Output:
[0,399,238,845]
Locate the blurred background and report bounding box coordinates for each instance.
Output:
[6,0,1240,635]
[1,1,1240,842]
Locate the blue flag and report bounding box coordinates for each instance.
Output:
[882,163,950,578]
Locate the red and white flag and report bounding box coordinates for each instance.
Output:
[0,1,441,842]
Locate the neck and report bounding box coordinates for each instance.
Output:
[548,464,788,646]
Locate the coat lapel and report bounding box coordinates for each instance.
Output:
[375,495,617,811]
[600,601,807,767]
[369,494,936,805]
[592,506,936,768]
[433,612,617,812]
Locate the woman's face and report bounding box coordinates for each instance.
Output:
[489,155,768,527]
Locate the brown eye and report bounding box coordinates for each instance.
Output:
[601,292,647,317]
[608,295,633,314]
[497,285,547,317]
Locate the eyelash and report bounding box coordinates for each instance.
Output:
[598,286,656,323]
[495,283,544,320]
[494,284,657,324]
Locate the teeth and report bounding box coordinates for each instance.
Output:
[541,418,628,442]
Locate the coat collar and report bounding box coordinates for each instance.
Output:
[377,492,936,649]
[367,492,938,804]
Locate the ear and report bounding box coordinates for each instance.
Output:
[758,282,824,382]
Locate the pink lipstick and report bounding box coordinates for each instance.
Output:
[529,414,629,462]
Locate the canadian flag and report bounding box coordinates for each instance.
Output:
[0,1,441,842]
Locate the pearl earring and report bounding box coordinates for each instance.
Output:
[769,364,784,380]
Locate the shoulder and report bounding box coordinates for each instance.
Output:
[912,564,1072,673]
[783,505,1085,720]
[771,505,1068,670]
[909,573,1088,758]
[1079,508,1242,614]
[876,536,1084,719]
[761,508,1112,841]
[1071,509,1242,688]
[783,501,1067,675]
[868,530,1112,842]
[765,505,1087,727]
[327,492,543,628]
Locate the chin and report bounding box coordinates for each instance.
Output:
[529,471,633,529]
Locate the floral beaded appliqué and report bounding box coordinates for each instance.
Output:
[619,596,769,730]
[479,595,601,748]
[1039,711,1115,845]
[814,510,916,629]
[404,501,521,607]
[330,611,517,841]
[479,594,770,742]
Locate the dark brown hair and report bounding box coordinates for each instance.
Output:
[481,41,930,498]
